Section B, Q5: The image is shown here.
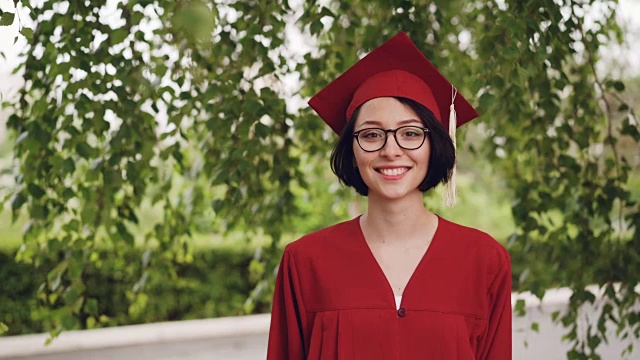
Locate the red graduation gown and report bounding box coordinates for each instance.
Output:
[267,216,512,359]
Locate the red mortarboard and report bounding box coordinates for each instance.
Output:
[308,31,479,135]
[308,31,479,206]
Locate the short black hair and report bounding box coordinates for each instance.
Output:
[330,97,455,196]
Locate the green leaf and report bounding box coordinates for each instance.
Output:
[110,29,128,45]
[514,299,526,317]
[86,316,97,329]
[319,6,335,18]
[588,334,601,349]
[63,286,80,305]
[62,158,76,173]
[81,202,98,225]
[31,122,51,144]
[0,322,8,335]
[255,122,269,139]
[606,80,625,92]
[0,12,15,26]
[61,312,77,330]
[27,183,46,199]
[68,258,84,281]
[75,143,93,159]
[48,293,58,305]
[478,92,496,112]
[116,223,135,245]
[531,322,539,332]
[20,27,34,39]
[11,191,26,211]
[310,19,323,35]
[621,119,640,141]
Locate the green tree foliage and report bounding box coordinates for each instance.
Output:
[0,247,264,336]
[0,0,638,358]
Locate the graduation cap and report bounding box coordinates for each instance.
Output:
[308,31,480,206]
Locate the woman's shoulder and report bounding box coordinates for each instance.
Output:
[437,216,510,264]
[284,216,360,256]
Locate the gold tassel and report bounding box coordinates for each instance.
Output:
[445,87,457,207]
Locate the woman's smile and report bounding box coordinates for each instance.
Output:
[375,166,412,180]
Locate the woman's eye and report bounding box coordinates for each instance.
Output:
[362,132,381,139]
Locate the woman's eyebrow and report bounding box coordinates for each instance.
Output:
[357,118,422,129]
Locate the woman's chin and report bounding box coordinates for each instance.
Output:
[368,187,421,202]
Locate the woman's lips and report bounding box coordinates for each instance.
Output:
[375,167,411,180]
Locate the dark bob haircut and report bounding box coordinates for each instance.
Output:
[330,97,455,196]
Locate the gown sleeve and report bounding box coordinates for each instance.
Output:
[478,250,512,360]
[267,248,307,360]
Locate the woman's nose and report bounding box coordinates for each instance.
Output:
[379,134,403,157]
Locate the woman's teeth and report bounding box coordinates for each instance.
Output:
[378,168,408,176]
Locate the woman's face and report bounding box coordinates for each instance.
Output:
[353,97,431,201]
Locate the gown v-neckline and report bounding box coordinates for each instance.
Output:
[355,215,443,310]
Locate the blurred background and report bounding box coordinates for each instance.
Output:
[0,0,638,359]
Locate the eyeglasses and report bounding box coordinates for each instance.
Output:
[353,126,430,152]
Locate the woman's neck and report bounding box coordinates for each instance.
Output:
[361,191,436,242]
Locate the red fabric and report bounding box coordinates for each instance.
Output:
[346,70,441,123]
[308,32,479,135]
[267,216,512,359]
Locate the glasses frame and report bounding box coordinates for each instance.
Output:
[353,126,430,152]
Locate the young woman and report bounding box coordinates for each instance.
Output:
[267,32,512,360]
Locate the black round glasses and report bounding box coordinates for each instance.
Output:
[353,126,430,152]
